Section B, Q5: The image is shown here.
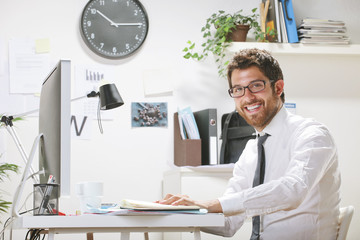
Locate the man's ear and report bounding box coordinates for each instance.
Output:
[275,80,284,97]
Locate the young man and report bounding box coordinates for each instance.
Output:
[159,49,341,240]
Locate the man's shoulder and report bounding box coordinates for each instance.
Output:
[285,112,334,145]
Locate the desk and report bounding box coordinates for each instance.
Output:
[12,213,224,240]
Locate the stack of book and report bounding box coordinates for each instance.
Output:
[297,19,350,44]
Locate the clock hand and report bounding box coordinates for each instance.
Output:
[96,10,118,27]
[111,22,143,27]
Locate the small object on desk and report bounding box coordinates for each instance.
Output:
[101,203,118,209]
[33,182,59,216]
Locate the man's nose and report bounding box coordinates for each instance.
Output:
[242,87,255,99]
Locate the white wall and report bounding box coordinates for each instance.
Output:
[1,1,360,240]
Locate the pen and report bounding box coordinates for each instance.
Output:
[38,175,55,215]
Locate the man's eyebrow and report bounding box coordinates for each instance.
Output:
[232,80,263,87]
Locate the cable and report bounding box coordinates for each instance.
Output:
[97,99,103,134]
[0,217,13,240]
[0,208,40,240]
[25,228,46,240]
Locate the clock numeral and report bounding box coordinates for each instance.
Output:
[112,47,117,53]
[100,43,104,49]
[134,10,138,16]
[91,33,95,39]
[126,44,130,50]
[87,21,92,27]
[99,0,105,6]
[91,8,96,14]
[135,34,139,40]
[126,1,130,7]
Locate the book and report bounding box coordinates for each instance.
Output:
[274,0,282,42]
[263,0,280,42]
[120,199,202,211]
[278,1,288,43]
[177,107,200,140]
[279,0,299,43]
[298,18,350,44]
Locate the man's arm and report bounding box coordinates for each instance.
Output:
[157,194,223,213]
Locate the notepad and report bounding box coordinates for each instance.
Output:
[120,199,201,211]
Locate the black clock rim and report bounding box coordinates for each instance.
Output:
[80,0,149,60]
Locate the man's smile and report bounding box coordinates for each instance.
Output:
[245,103,262,113]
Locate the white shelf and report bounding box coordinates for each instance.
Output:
[227,42,360,56]
[164,165,234,177]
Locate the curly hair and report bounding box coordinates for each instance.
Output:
[227,48,285,102]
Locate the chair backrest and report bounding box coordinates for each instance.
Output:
[337,205,355,240]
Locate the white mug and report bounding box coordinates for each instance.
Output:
[75,181,103,213]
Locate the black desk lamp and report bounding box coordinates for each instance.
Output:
[86,83,124,133]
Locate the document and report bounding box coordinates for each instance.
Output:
[82,199,207,215]
[120,199,201,211]
[9,38,52,93]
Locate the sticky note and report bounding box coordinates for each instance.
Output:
[35,38,50,53]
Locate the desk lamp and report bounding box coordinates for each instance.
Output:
[86,83,124,133]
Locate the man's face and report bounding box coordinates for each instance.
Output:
[230,66,284,132]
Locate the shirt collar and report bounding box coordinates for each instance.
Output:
[256,105,288,137]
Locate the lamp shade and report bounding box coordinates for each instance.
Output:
[99,83,124,110]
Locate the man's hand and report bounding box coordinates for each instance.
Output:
[156,194,223,213]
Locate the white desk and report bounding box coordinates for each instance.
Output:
[12,213,224,240]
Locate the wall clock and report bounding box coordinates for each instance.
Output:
[80,0,149,59]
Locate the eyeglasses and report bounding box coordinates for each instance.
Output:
[228,80,270,98]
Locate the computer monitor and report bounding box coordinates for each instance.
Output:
[38,59,71,197]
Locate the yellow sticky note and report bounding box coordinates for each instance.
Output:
[35,38,50,53]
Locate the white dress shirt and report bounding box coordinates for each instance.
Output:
[203,106,341,240]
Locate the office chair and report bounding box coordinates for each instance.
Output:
[336,205,354,240]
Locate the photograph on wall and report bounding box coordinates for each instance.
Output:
[131,102,168,128]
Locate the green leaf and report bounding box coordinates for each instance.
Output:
[183,52,192,59]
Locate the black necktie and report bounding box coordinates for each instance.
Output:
[250,134,269,240]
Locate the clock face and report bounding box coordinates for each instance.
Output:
[80,0,149,59]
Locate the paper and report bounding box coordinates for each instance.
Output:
[9,38,51,93]
[70,115,92,140]
[143,68,173,97]
[0,37,4,76]
[35,38,50,53]
[73,64,116,120]
[0,61,40,115]
[120,199,201,210]
[177,107,200,139]
[285,102,296,114]
[131,102,168,128]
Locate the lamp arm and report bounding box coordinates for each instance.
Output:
[2,118,39,184]
[11,133,43,218]
[10,92,99,119]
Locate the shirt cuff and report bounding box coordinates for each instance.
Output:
[218,192,245,216]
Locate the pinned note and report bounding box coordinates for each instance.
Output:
[35,38,50,53]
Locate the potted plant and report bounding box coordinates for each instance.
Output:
[0,116,20,218]
[183,8,276,78]
[0,162,19,215]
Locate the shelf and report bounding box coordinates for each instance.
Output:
[227,42,360,56]
[164,165,234,177]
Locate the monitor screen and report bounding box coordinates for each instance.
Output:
[38,59,71,197]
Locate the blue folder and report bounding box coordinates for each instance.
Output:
[280,0,299,43]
